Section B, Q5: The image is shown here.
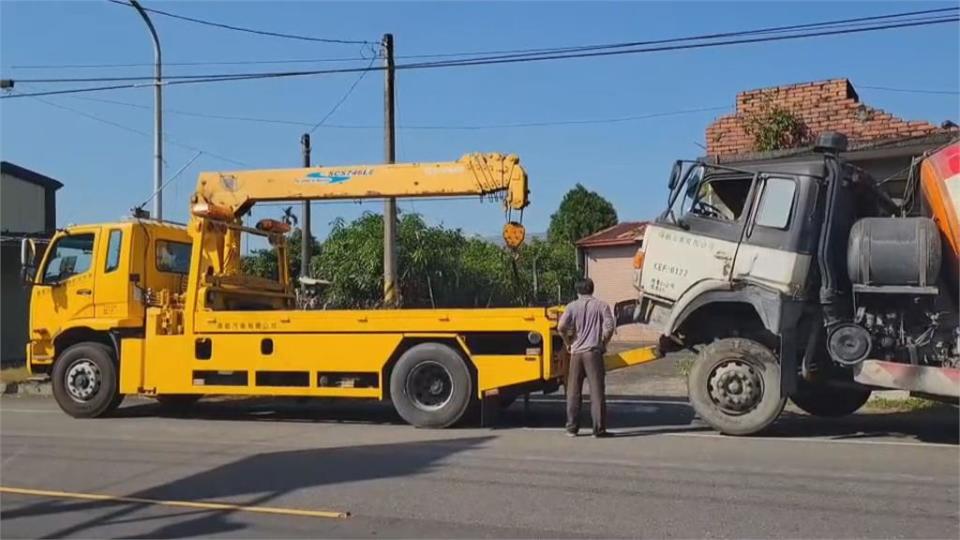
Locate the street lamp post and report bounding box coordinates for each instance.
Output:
[129,0,163,221]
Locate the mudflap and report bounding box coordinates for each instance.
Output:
[480,392,500,428]
[614,299,639,327]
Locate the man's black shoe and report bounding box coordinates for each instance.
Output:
[593,430,612,438]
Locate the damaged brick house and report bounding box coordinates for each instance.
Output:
[705,78,958,195]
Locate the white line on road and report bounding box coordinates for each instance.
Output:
[663,432,956,448]
[519,427,954,448]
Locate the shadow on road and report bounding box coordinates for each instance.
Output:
[767,408,959,444]
[1,436,493,538]
[104,393,959,445]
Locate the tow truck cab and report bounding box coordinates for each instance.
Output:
[23,220,191,374]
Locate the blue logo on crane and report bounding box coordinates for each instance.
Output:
[301,168,373,184]
[304,172,351,184]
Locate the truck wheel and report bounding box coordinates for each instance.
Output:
[688,338,786,436]
[52,342,120,418]
[390,343,473,428]
[790,381,871,417]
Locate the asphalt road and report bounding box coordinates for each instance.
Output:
[1,395,957,539]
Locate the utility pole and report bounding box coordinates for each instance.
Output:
[300,133,312,283]
[129,0,163,221]
[382,33,398,307]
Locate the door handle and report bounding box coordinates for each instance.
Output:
[76,289,92,296]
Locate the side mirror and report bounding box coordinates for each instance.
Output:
[20,238,35,267]
[20,238,37,285]
[668,161,682,191]
[20,265,36,286]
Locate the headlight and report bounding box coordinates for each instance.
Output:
[528,332,543,345]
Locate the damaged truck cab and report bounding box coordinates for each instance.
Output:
[622,133,959,435]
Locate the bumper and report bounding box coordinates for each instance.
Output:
[854,360,960,398]
[603,345,661,372]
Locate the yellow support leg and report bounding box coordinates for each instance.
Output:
[604,345,661,372]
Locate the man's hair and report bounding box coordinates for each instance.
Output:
[575,278,594,295]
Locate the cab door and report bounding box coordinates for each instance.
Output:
[641,173,757,301]
[94,226,135,321]
[732,175,813,296]
[30,227,100,344]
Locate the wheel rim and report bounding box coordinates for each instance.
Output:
[65,359,101,403]
[707,359,763,415]
[405,361,454,412]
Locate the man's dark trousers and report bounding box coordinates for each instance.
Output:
[566,349,606,434]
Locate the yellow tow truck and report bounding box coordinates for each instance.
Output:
[22,153,655,427]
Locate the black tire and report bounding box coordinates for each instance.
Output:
[52,342,120,418]
[790,381,871,417]
[155,394,203,411]
[688,337,786,436]
[390,343,473,428]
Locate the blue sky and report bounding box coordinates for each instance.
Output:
[2,1,958,243]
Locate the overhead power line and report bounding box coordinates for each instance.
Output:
[309,56,378,134]
[13,9,957,84]
[858,85,960,95]
[106,0,376,45]
[71,94,730,130]
[15,6,958,71]
[18,91,249,166]
[12,56,371,70]
[4,13,957,99]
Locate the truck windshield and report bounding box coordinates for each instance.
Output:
[665,163,754,224]
[42,234,95,283]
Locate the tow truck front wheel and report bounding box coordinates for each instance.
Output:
[688,338,786,436]
[390,343,473,428]
[52,342,122,418]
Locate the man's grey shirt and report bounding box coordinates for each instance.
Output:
[558,294,615,354]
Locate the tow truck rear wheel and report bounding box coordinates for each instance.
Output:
[390,343,473,428]
[688,337,786,436]
[790,380,871,417]
[52,342,121,418]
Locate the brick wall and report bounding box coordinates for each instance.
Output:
[706,79,952,157]
[582,244,659,344]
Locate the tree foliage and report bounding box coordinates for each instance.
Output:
[241,186,618,309]
[240,228,320,282]
[547,183,618,244]
[742,99,809,152]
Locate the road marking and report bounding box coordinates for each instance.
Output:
[517,427,954,448]
[663,432,954,448]
[0,486,349,519]
[0,408,60,414]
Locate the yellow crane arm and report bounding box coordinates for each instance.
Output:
[191,153,528,218]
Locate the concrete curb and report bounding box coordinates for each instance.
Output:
[1,377,52,397]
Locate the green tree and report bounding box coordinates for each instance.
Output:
[242,184,618,308]
[547,183,618,245]
[310,212,517,309]
[241,228,319,281]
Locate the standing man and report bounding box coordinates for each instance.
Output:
[558,278,615,438]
